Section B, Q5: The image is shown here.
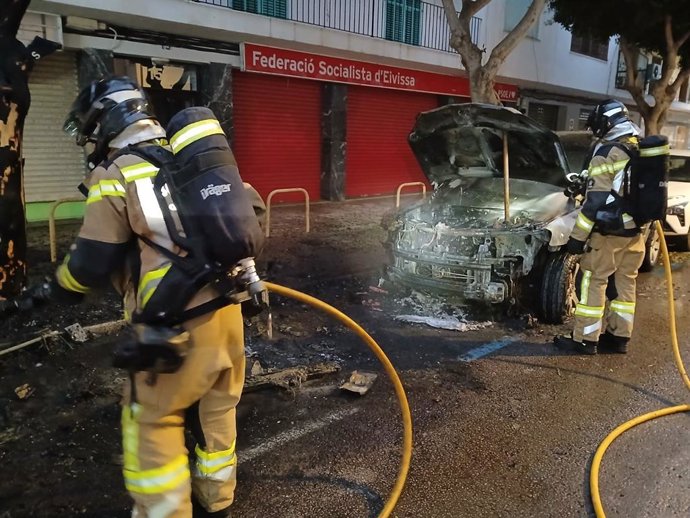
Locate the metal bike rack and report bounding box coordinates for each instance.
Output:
[395,182,427,208]
[265,188,310,238]
[49,198,83,263]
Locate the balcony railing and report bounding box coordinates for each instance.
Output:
[194,0,481,53]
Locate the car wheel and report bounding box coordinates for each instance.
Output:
[640,226,661,272]
[538,252,580,324]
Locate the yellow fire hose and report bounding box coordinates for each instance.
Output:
[264,282,412,518]
[590,221,690,517]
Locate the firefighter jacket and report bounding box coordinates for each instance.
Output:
[571,135,640,242]
[55,143,267,322]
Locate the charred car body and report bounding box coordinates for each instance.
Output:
[385,104,583,323]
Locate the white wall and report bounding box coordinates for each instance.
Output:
[480,1,615,96]
[31,0,465,73]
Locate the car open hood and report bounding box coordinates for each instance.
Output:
[409,103,571,187]
[401,177,573,229]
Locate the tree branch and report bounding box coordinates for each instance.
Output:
[485,0,547,75]
[459,0,492,19]
[677,29,690,52]
[620,38,651,118]
[671,63,690,91]
[443,0,484,71]
[664,14,675,54]
[652,15,682,106]
[0,0,31,37]
[441,0,462,34]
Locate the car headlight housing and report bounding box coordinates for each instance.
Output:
[667,201,688,217]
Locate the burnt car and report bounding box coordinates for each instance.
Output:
[385,104,587,323]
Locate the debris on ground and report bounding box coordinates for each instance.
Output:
[392,290,493,332]
[0,319,127,357]
[340,370,378,395]
[250,360,265,376]
[395,314,493,332]
[0,330,61,356]
[244,362,341,393]
[66,323,89,343]
[84,319,127,337]
[362,299,383,311]
[14,383,35,400]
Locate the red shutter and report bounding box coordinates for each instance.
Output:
[346,86,438,197]
[233,72,321,202]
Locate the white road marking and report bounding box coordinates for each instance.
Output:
[458,337,518,362]
[240,407,361,462]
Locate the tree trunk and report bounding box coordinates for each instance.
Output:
[642,102,670,137]
[469,68,501,104]
[0,0,60,298]
[620,22,690,138]
[442,0,546,106]
[0,66,28,298]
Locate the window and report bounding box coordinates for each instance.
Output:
[385,0,421,46]
[578,109,591,130]
[616,51,663,94]
[232,0,286,18]
[504,0,540,39]
[571,33,609,61]
[669,155,690,182]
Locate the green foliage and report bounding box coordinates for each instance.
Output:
[549,0,690,64]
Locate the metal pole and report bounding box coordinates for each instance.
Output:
[503,132,510,222]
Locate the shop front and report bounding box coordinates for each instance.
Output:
[238,43,518,199]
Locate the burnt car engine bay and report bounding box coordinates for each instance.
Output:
[387,200,550,305]
[385,104,582,322]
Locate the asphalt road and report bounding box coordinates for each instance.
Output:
[5,200,688,518]
[231,256,690,518]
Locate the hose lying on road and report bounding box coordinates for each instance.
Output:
[264,282,412,518]
[590,221,690,518]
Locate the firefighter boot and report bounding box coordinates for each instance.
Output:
[192,497,232,518]
[598,332,629,354]
[554,335,598,355]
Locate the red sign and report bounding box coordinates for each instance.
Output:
[242,43,518,102]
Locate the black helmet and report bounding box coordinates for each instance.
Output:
[586,99,630,138]
[64,76,156,165]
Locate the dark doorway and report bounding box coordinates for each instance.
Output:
[145,89,200,128]
[528,102,560,131]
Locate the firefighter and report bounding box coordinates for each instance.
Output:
[555,99,645,355]
[50,77,265,517]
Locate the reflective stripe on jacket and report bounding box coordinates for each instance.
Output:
[571,137,640,242]
[56,144,267,320]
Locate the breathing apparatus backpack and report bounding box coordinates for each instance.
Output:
[624,135,670,226]
[111,107,266,373]
[593,135,669,232]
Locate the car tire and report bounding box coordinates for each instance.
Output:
[538,252,580,324]
[640,226,661,272]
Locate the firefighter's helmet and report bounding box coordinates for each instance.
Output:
[586,99,631,138]
[64,76,156,165]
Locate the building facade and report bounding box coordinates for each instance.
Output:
[486,0,690,144]
[18,0,690,221]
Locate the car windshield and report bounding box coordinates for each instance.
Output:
[419,126,568,187]
[669,155,690,182]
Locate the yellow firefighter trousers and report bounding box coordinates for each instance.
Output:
[121,304,245,518]
[573,232,646,343]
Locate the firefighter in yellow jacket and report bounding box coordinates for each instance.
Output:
[555,99,646,355]
[50,77,266,517]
